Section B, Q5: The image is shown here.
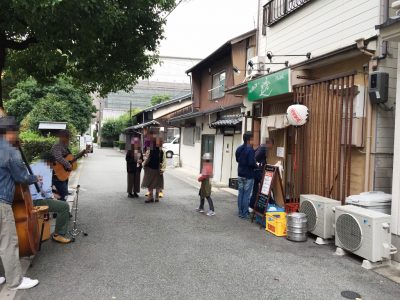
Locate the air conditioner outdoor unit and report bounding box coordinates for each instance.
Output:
[300,194,340,243]
[335,205,396,267]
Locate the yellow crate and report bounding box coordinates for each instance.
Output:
[266,212,287,237]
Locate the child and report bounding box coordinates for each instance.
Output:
[196,153,215,216]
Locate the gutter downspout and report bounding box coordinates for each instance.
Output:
[365,61,374,191]
[376,0,389,60]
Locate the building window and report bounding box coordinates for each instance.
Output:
[263,0,313,27]
[210,71,226,100]
[183,127,195,146]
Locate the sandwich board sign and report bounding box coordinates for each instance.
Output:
[252,164,285,225]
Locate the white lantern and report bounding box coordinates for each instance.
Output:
[286,104,309,126]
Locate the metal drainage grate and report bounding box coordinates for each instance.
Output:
[299,200,317,231]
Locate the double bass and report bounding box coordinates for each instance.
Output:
[12,146,41,257]
[0,108,40,257]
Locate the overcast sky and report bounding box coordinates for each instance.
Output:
[159,0,258,59]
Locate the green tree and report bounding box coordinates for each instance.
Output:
[150,95,171,106]
[22,94,72,131]
[0,0,177,107]
[4,77,45,123]
[5,77,96,133]
[101,119,125,141]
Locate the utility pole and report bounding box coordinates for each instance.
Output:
[130,101,132,125]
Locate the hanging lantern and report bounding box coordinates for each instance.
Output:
[287,104,309,126]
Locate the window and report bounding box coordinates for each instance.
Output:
[263,0,312,27]
[173,137,180,144]
[183,127,195,146]
[210,71,226,100]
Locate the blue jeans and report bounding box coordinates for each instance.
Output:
[237,177,254,218]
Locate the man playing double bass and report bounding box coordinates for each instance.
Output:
[0,116,40,290]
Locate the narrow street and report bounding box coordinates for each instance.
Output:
[15,148,400,300]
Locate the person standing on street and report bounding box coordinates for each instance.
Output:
[51,130,72,201]
[0,116,40,290]
[249,137,274,211]
[141,136,166,203]
[196,153,215,216]
[126,137,143,198]
[235,131,256,219]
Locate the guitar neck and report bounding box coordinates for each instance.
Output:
[70,150,86,163]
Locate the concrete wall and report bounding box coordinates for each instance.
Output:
[257,0,381,72]
[180,126,201,174]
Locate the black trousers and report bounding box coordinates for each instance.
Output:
[199,197,214,211]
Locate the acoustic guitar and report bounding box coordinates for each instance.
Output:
[53,146,89,181]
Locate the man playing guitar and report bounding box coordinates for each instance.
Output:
[51,129,74,201]
[0,116,40,290]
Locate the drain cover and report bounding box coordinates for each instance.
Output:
[341,291,361,299]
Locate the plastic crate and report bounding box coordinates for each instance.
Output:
[285,203,299,213]
[266,212,287,237]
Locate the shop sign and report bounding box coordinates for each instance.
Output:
[247,69,290,101]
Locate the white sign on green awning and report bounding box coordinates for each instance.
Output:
[247,69,291,101]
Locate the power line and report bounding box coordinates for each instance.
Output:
[163,0,185,20]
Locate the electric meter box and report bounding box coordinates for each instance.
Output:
[368,72,389,104]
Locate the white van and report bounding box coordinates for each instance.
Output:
[162,136,180,158]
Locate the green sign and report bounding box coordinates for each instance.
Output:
[247,69,290,101]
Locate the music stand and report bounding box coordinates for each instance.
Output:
[69,185,88,241]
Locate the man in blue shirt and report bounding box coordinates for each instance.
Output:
[0,116,40,290]
[235,131,256,219]
[29,154,71,244]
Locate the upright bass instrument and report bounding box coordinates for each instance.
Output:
[12,145,41,257]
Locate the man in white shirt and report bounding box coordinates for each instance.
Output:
[29,155,71,244]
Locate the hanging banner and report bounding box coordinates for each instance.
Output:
[247,69,291,102]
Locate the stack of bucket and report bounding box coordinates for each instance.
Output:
[286,212,307,242]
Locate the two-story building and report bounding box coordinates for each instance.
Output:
[225,0,396,201]
[169,30,257,186]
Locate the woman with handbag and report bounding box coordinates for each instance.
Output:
[141,136,166,203]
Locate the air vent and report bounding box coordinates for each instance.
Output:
[336,213,362,251]
[300,200,317,231]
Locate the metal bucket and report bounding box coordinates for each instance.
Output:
[286,212,308,242]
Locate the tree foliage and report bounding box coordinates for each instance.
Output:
[150,94,171,106]
[5,77,96,134]
[0,0,177,106]
[101,109,140,141]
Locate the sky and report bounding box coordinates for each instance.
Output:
[159,0,258,59]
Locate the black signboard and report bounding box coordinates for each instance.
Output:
[252,164,285,225]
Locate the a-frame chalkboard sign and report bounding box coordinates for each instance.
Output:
[251,164,285,225]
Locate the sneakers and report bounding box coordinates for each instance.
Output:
[52,234,72,244]
[10,277,39,290]
[196,208,205,213]
[0,277,5,285]
[206,210,215,216]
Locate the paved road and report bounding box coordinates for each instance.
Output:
[15,148,400,300]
